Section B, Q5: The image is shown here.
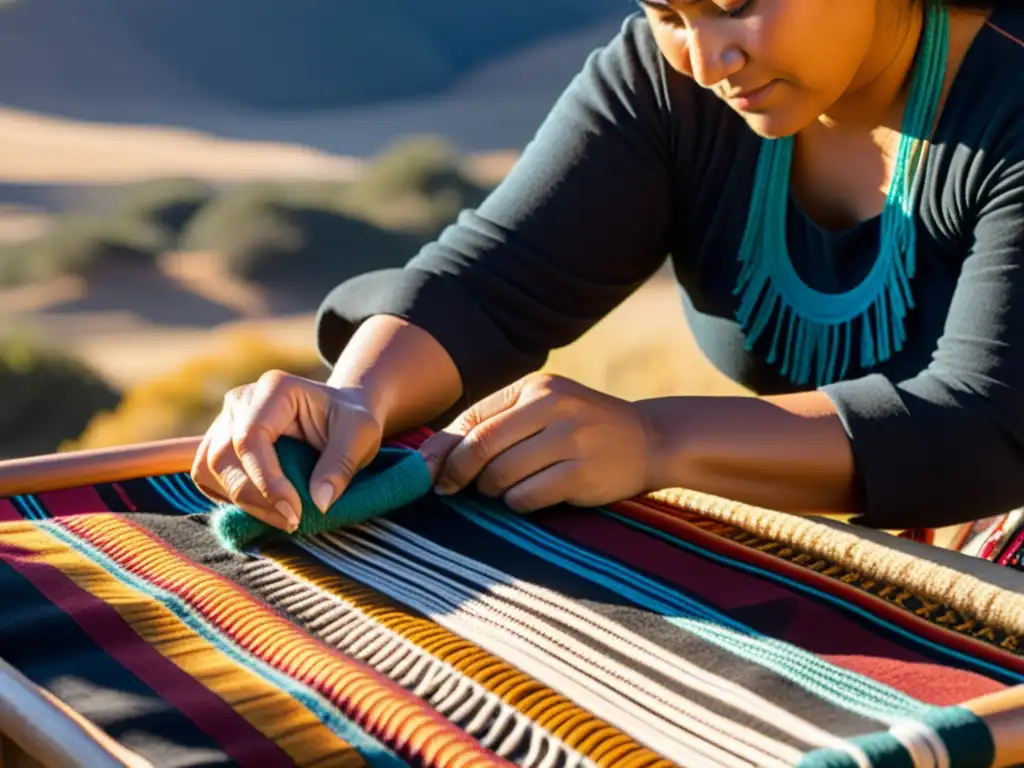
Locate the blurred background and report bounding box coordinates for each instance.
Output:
[0,0,744,461]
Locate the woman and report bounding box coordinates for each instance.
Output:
[191,0,1024,543]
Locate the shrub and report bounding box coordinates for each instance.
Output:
[342,136,490,234]
[179,181,424,287]
[66,330,328,451]
[0,333,121,459]
[0,212,168,286]
[110,177,216,234]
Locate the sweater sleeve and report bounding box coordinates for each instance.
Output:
[315,15,679,407]
[821,133,1024,530]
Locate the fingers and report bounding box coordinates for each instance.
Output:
[503,461,579,514]
[231,371,305,525]
[191,412,232,504]
[189,372,307,533]
[417,383,521,481]
[430,391,552,493]
[309,405,381,512]
[193,409,299,531]
[473,430,573,499]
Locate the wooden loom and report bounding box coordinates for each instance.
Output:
[1,436,1023,768]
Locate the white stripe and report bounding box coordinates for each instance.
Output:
[300,535,735,768]
[249,560,592,768]
[889,719,949,768]
[372,519,856,751]
[305,531,800,768]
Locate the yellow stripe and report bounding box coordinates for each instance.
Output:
[265,547,674,768]
[3,521,362,768]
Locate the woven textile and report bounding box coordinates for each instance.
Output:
[1,433,1023,767]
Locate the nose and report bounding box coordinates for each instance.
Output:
[686,23,745,89]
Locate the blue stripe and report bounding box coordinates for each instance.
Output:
[600,507,1024,685]
[10,497,34,520]
[147,475,204,514]
[14,495,48,520]
[169,473,217,512]
[40,520,405,767]
[449,497,931,725]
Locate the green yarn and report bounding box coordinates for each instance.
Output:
[797,705,995,768]
[734,0,950,387]
[210,436,433,553]
[798,733,914,768]
[919,706,995,767]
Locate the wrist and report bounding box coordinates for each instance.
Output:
[635,397,698,492]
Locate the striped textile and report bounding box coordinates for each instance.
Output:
[1,441,1023,766]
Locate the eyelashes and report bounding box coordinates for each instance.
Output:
[636,0,756,23]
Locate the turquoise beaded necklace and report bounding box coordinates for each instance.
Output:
[733,0,950,388]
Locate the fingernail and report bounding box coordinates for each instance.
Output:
[275,500,300,532]
[433,482,455,497]
[313,482,334,513]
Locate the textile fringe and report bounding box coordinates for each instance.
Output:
[649,488,1024,637]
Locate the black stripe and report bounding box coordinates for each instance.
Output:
[93,482,132,514]
[382,496,882,743]
[0,556,232,766]
[117,476,188,515]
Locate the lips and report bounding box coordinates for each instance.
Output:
[726,80,778,110]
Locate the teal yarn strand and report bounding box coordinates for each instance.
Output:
[797,704,995,768]
[210,437,433,553]
[734,0,949,387]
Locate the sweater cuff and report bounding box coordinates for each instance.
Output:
[819,374,934,529]
[315,267,540,408]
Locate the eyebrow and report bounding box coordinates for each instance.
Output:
[636,0,699,8]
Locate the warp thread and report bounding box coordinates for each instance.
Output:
[210,436,433,552]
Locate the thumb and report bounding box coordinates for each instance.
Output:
[308,416,380,513]
[417,379,525,484]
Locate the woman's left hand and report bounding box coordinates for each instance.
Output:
[417,373,655,513]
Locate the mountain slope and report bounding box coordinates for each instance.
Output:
[0,0,628,113]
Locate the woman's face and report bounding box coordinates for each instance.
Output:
[639,0,884,137]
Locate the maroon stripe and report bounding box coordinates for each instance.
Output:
[0,538,294,767]
[538,509,1006,705]
[0,499,22,522]
[36,487,110,517]
[112,483,138,512]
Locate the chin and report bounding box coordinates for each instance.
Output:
[738,107,813,140]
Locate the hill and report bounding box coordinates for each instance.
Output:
[0,0,626,116]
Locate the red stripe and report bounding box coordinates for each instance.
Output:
[607,498,1024,679]
[987,20,1024,50]
[0,539,293,767]
[548,507,1011,708]
[539,508,1005,705]
[36,486,110,517]
[63,515,513,768]
[0,499,22,522]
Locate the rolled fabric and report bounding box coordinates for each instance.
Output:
[210,436,433,552]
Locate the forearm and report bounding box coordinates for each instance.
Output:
[326,314,464,437]
[640,391,863,516]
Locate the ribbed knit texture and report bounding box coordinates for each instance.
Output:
[211,437,433,552]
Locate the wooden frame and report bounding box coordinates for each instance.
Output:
[0,440,200,767]
[0,437,202,499]
[2,439,1024,766]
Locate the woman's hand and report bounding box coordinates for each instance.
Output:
[418,373,655,513]
[190,369,384,532]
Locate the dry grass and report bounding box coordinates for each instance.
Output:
[543,273,750,401]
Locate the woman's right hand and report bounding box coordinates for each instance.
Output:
[190,369,384,532]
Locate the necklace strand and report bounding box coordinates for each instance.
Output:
[732,0,950,387]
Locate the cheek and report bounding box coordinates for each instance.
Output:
[765,2,877,92]
[650,26,692,78]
